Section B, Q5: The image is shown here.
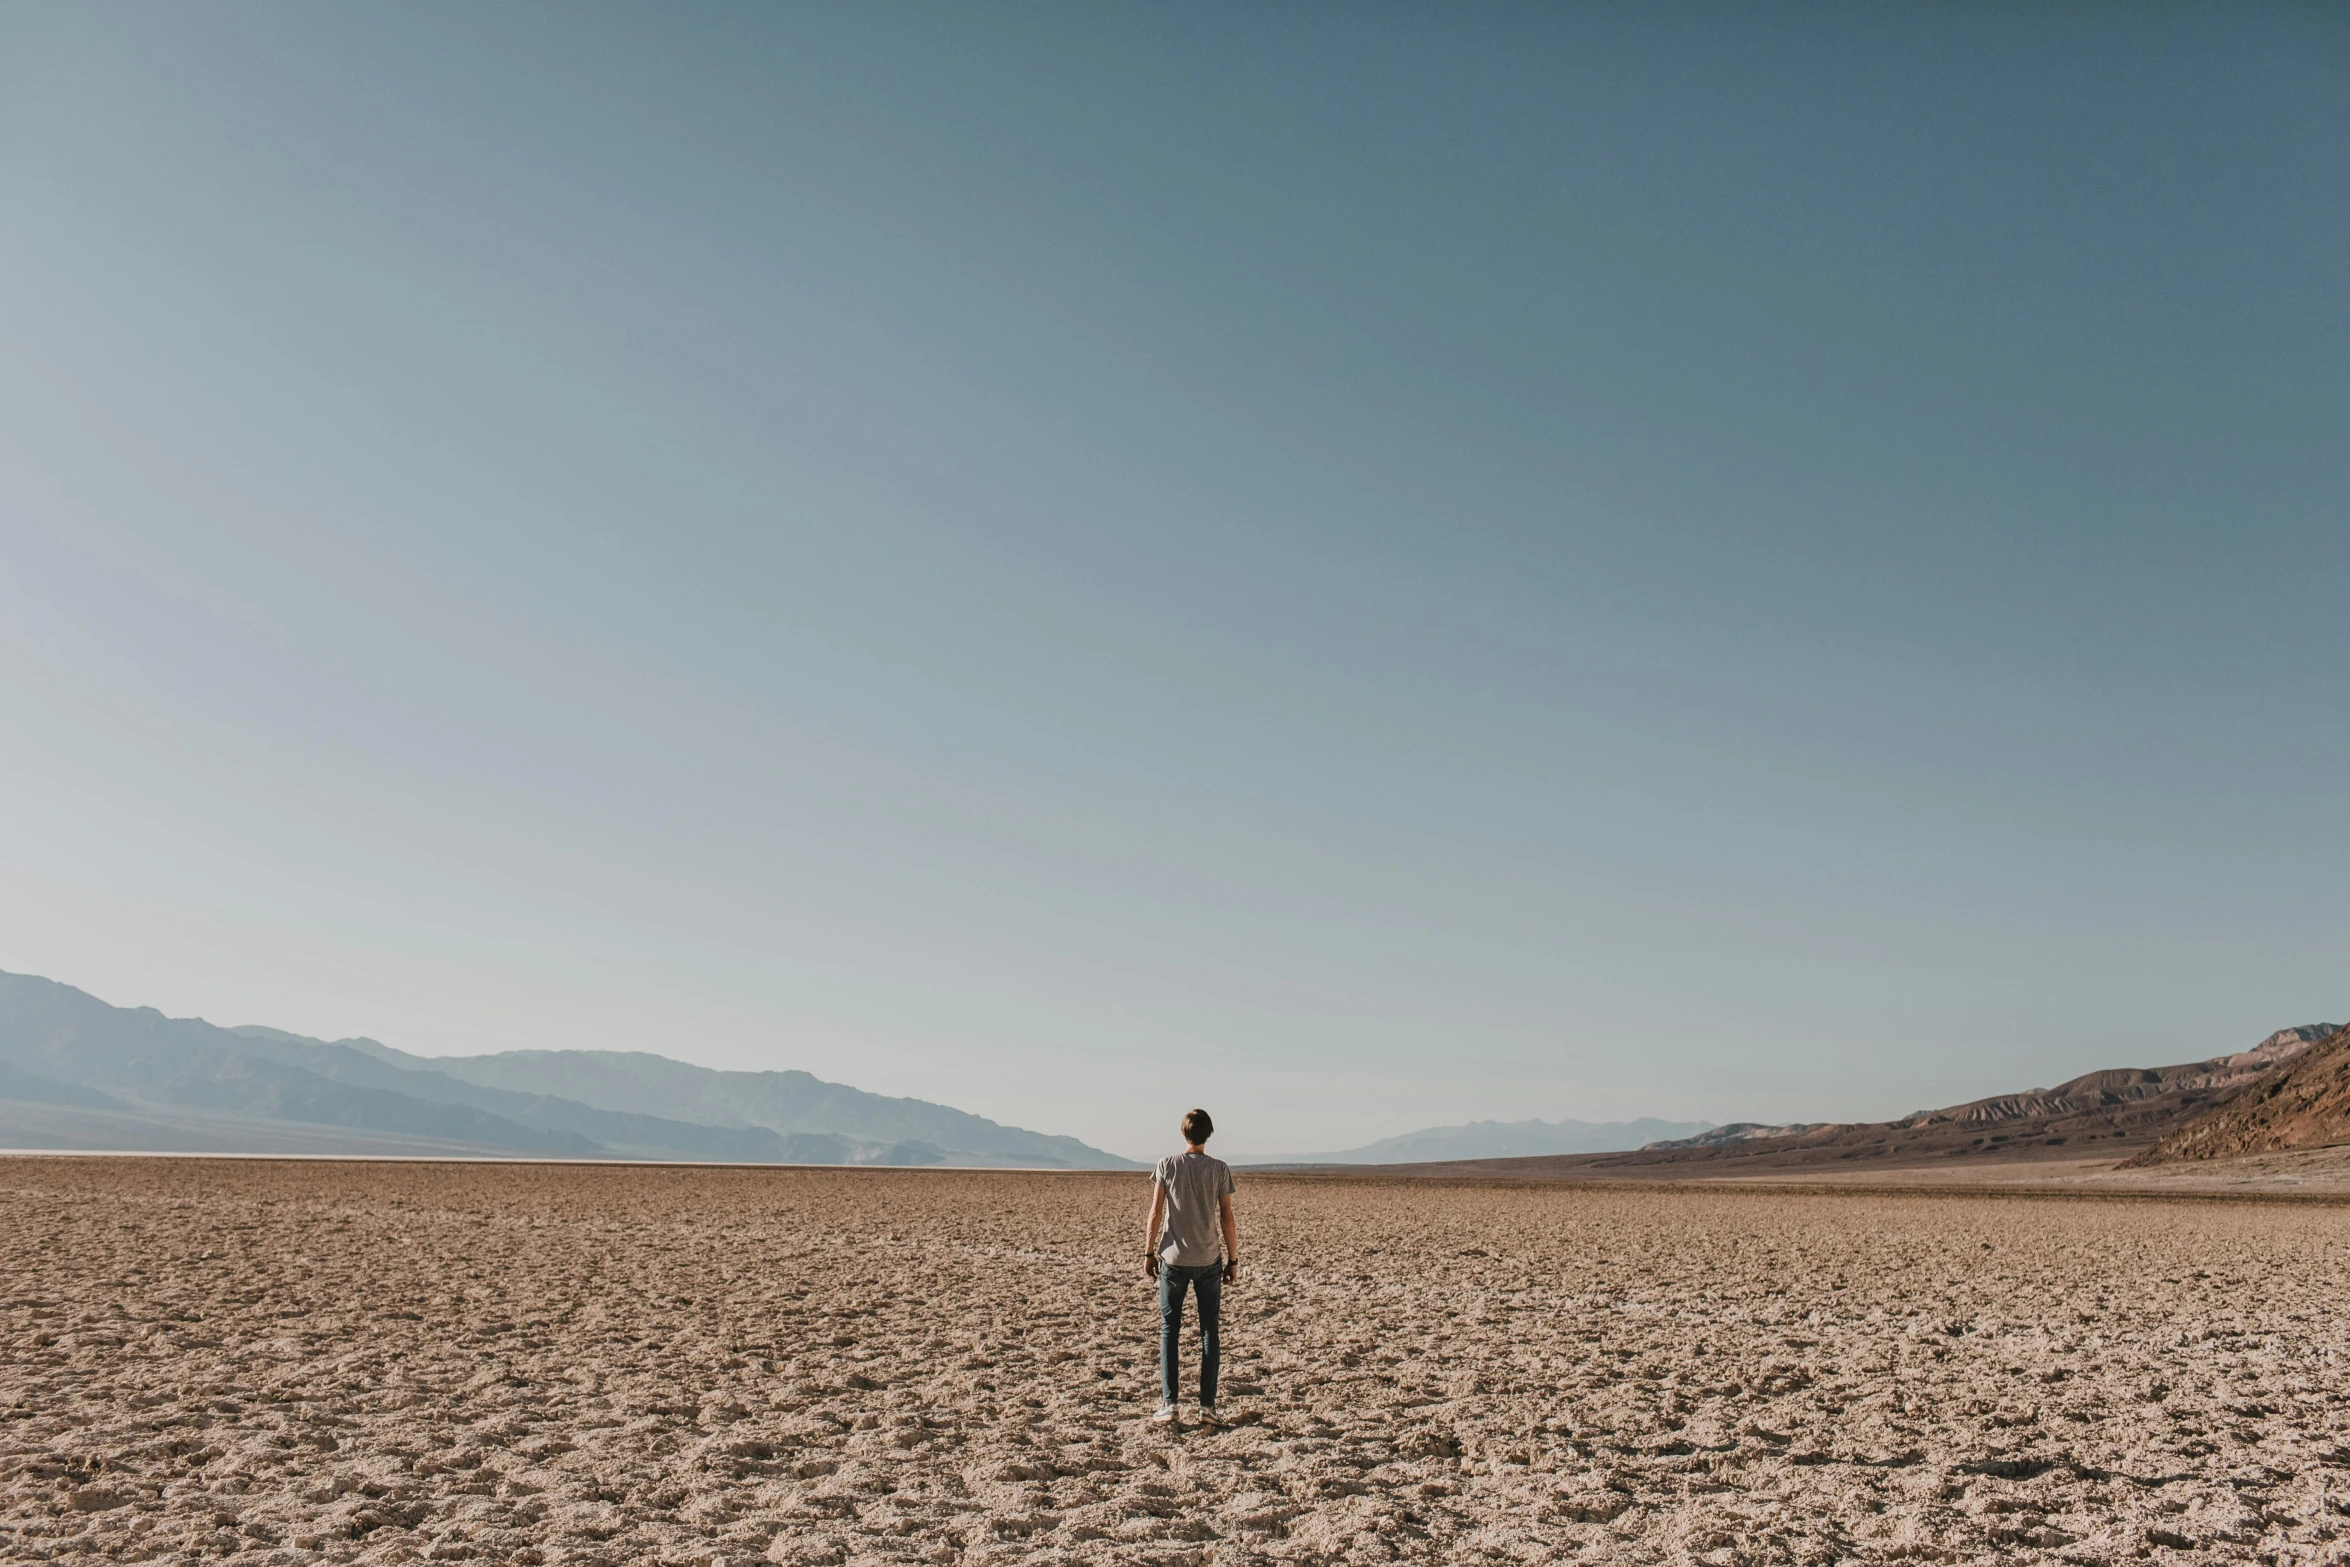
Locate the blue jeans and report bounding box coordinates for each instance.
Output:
[1158,1263,1222,1407]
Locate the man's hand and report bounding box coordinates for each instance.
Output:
[1145,1253,1160,1281]
[1223,1259,1239,1285]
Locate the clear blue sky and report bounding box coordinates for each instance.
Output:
[2,5,2344,1159]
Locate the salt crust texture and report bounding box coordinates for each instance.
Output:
[3,1158,2348,1565]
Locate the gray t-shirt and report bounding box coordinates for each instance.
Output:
[1152,1151,1235,1268]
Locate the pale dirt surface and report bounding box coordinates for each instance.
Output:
[1705,1146,2350,1194]
[2071,1147,2350,1193]
[5,1159,2350,1566]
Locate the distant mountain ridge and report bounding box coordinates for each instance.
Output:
[0,970,1136,1168]
[1243,1116,1714,1166]
[316,1036,1114,1163]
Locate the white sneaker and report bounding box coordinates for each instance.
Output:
[1198,1405,1222,1426]
[1150,1403,1178,1424]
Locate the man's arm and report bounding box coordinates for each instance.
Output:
[1143,1184,1165,1279]
[1219,1192,1239,1283]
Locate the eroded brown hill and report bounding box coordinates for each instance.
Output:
[2126,1023,2350,1165]
[1350,1026,2339,1181]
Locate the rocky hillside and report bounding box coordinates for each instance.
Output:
[2124,1023,2350,1165]
[1632,1026,2336,1164]
[1330,1025,2339,1180]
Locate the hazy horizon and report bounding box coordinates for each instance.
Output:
[3,6,2345,1161]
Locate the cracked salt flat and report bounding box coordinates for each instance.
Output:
[3,1158,2347,1564]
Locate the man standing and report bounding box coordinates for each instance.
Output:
[1144,1107,1238,1425]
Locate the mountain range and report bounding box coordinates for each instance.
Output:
[1237,1116,1714,1166]
[11,966,2341,1180]
[0,970,1136,1169]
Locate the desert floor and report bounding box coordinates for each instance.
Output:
[4,1159,2348,1566]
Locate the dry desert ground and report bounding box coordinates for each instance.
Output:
[4,1158,2349,1566]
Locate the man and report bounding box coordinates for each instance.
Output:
[1144,1107,1238,1425]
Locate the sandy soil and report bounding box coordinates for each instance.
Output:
[4,1159,2348,1565]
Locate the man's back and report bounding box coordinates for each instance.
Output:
[1152,1150,1234,1268]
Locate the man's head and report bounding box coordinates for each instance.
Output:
[1181,1108,1214,1147]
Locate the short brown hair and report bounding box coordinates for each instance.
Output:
[1181,1108,1214,1144]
